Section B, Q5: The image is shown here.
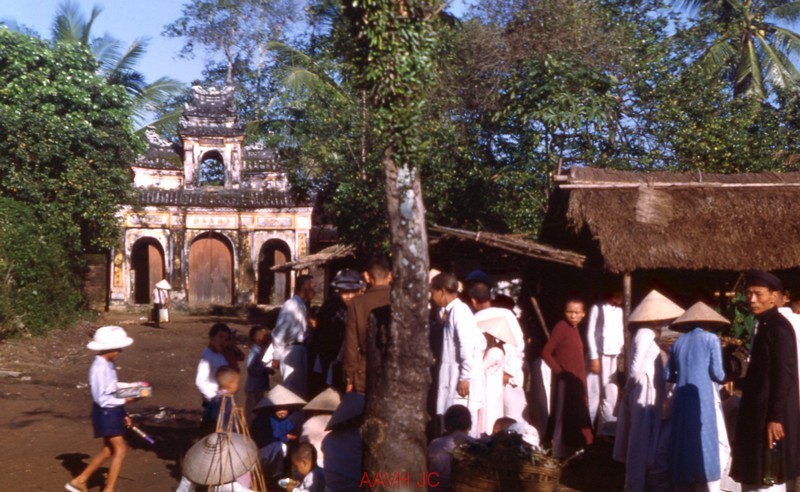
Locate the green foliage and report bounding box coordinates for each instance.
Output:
[0,28,140,254]
[0,198,83,338]
[724,292,756,347]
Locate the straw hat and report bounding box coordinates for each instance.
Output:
[87,326,133,351]
[628,290,684,323]
[326,392,365,430]
[476,315,518,347]
[183,432,258,485]
[155,279,172,290]
[671,301,730,327]
[303,388,341,412]
[254,384,306,410]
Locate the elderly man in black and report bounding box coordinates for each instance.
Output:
[731,270,800,490]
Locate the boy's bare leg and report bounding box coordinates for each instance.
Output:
[102,435,127,492]
[69,440,112,491]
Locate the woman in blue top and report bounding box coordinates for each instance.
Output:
[666,302,729,491]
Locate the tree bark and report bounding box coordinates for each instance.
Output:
[362,145,434,490]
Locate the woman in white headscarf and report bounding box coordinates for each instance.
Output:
[614,290,684,492]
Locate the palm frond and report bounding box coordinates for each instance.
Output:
[112,37,149,77]
[769,2,800,24]
[82,4,102,47]
[769,25,800,57]
[756,32,800,91]
[134,77,185,110]
[51,0,83,44]
[90,33,121,74]
[735,37,766,99]
[696,36,737,76]
[134,107,183,134]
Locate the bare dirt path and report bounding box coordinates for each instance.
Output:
[0,312,254,492]
[0,312,623,491]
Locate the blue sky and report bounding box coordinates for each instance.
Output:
[2,0,471,86]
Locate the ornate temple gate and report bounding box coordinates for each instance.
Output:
[188,233,234,305]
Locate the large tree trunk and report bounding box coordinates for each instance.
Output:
[362,146,434,490]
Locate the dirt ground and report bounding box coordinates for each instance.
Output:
[0,312,623,491]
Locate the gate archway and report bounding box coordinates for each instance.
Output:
[188,232,234,305]
[257,239,291,305]
[131,238,165,304]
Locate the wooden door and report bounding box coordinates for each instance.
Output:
[132,240,164,304]
[189,235,233,305]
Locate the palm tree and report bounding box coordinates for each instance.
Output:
[50,0,184,131]
[682,0,800,100]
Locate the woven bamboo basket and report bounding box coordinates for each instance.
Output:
[452,446,561,492]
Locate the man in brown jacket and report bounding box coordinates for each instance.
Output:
[344,257,392,393]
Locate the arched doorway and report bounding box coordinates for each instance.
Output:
[257,239,291,305]
[131,238,165,305]
[188,232,234,305]
[198,150,225,186]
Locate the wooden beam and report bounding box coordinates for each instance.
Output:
[622,272,632,374]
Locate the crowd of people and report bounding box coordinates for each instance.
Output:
[65,262,800,492]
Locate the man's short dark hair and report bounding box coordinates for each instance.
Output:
[209,322,231,338]
[565,296,585,309]
[295,274,315,293]
[444,404,471,432]
[366,256,391,281]
[431,272,459,294]
[468,282,491,304]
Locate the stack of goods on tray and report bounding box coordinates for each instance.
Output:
[116,381,152,399]
[452,423,561,492]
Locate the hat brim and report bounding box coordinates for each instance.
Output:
[87,337,133,351]
[331,282,364,291]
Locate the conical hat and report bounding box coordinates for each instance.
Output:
[155,279,172,290]
[476,315,518,347]
[303,388,341,412]
[254,384,306,410]
[326,392,365,430]
[671,301,730,327]
[629,290,684,323]
[183,432,257,485]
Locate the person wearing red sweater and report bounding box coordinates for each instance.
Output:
[541,298,593,458]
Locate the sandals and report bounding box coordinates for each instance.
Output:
[65,481,87,492]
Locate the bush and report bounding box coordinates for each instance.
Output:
[0,198,83,338]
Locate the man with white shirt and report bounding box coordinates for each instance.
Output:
[196,323,233,428]
[467,281,528,423]
[271,274,317,399]
[586,288,624,437]
[431,272,486,438]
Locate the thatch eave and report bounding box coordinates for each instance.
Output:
[271,243,355,272]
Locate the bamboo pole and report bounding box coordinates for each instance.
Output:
[622,273,632,373]
[530,296,550,340]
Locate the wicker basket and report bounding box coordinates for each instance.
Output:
[452,447,561,492]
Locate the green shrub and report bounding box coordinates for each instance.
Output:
[0,198,83,338]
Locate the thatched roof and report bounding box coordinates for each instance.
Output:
[540,167,800,273]
[271,244,355,272]
[429,225,585,268]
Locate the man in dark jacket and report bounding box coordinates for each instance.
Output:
[731,269,800,488]
[344,257,392,393]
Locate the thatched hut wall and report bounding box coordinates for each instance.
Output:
[541,168,800,274]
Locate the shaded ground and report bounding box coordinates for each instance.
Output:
[0,312,623,491]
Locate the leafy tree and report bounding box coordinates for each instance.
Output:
[0,28,141,254]
[49,0,184,131]
[343,0,437,475]
[163,0,301,127]
[681,0,800,100]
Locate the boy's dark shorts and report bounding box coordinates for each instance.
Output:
[91,404,126,438]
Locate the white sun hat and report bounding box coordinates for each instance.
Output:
[254,384,307,410]
[86,326,134,351]
[628,290,684,323]
[155,279,172,290]
[303,387,342,412]
[182,432,258,485]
